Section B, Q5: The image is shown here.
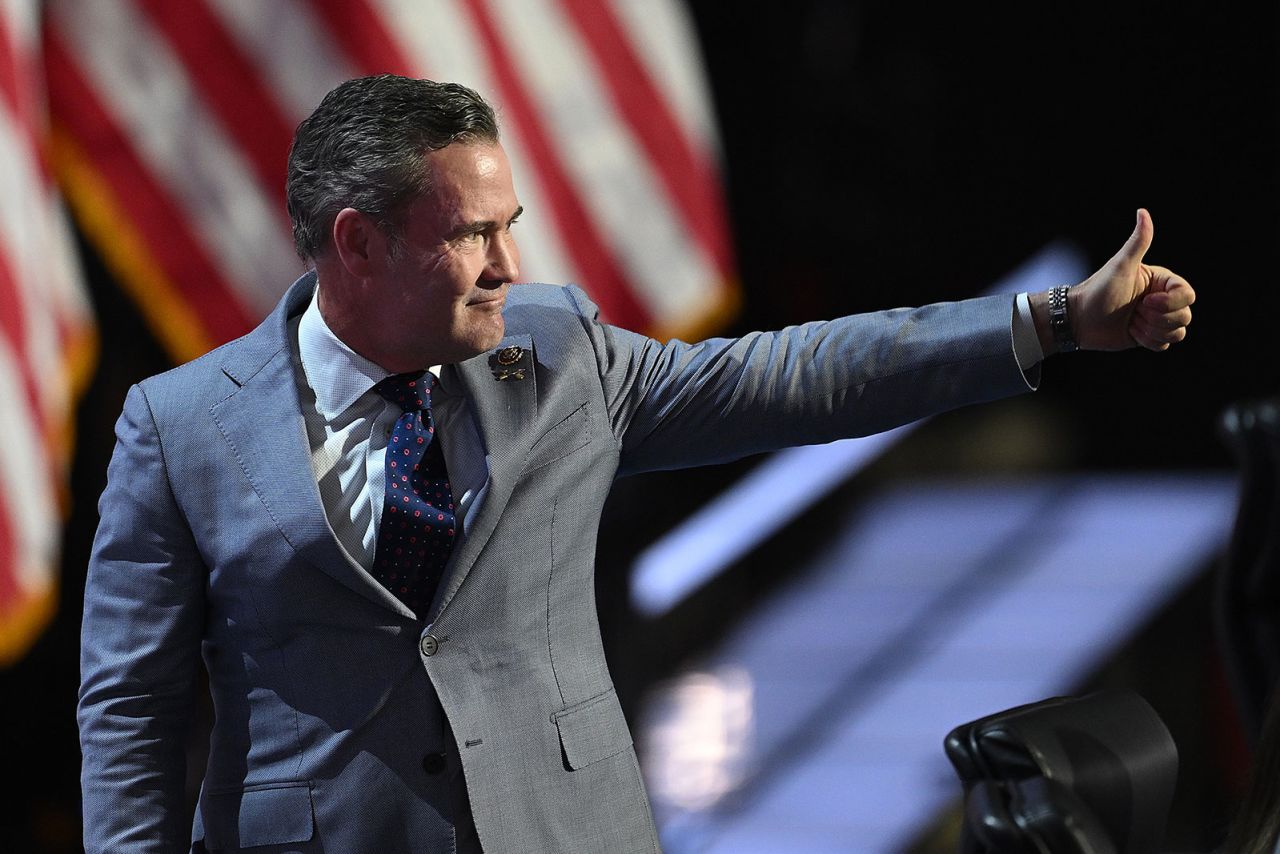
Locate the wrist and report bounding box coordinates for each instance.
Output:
[1048,284,1079,352]
[1029,290,1058,356]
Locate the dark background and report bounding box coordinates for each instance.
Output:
[4,2,1273,850]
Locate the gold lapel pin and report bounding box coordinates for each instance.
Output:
[491,345,527,381]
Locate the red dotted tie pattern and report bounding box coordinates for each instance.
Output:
[371,372,455,618]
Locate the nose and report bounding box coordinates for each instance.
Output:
[485,231,520,286]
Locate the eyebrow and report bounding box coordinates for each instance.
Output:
[450,205,523,239]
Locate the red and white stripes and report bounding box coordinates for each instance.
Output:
[45,0,737,363]
[0,0,93,665]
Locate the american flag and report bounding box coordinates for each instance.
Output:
[44,0,738,369]
[0,0,94,666]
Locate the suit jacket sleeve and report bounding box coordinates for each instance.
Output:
[559,286,1034,476]
[79,382,207,853]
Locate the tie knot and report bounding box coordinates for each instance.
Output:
[374,371,435,413]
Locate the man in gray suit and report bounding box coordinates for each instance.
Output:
[79,75,1194,852]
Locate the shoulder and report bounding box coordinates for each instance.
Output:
[134,271,313,413]
[504,282,598,321]
[130,307,291,437]
[502,282,605,348]
[498,284,622,389]
[138,330,275,403]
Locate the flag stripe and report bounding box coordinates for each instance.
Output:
[54,0,297,318]
[604,0,721,155]
[486,0,717,322]
[0,129,66,374]
[0,10,48,183]
[206,0,356,122]
[461,0,649,329]
[45,31,255,349]
[0,128,39,419]
[49,124,212,364]
[44,196,92,359]
[557,0,733,273]
[0,0,92,665]
[0,249,44,434]
[0,333,57,599]
[134,0,294,198]
[0,79,58,442]
[308,0,417,77]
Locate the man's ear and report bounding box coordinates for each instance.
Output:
[331,207,385,277]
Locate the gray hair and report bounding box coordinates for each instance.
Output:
[286,74,499,261]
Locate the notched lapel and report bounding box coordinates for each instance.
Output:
[430,334,536,620]
[211,347,415,621]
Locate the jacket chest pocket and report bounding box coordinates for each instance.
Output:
[521,404,594,475]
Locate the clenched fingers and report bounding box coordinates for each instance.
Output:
[1129,312,1188,350]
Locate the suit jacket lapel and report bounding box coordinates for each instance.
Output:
[429,334,535,621]
[211,274,416,620]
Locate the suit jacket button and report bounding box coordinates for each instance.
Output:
[420,634,439,656]
[422,752,446,774]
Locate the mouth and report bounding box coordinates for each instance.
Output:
[468,294,506,311]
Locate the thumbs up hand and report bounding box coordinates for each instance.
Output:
[1037,209,1196,353]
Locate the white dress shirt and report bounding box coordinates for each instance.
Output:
[290,288,489,571]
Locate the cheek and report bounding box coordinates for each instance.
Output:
[419,249,457,286]
[414,264,473,314]
[431,249,484,294]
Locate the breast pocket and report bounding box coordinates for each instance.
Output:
[521,404,594,475]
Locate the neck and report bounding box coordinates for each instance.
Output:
[312,267,426,373]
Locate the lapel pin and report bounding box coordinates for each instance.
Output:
[491,345,528,381]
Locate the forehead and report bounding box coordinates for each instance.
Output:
[412,141,515,221]
[426,140,508,184]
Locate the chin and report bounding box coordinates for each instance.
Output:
[478,316,506,349]
[440,309,506,364]
[455,323,505,362]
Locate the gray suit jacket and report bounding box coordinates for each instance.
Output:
[79,274,1032,852]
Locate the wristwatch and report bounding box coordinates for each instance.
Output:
[1048,285,1078,353]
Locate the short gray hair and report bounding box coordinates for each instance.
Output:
[286,74,499,261]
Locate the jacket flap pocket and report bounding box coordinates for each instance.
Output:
[552,687,633,770]
[202,781,315,848]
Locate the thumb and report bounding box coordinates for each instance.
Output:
[1116,208,1154,263]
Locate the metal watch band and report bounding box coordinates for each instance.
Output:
[1048,284,1078,353]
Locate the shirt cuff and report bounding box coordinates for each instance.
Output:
[1012,291,1044,372]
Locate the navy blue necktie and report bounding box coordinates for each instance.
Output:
[371,372,455,617]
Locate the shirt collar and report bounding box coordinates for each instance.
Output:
[298,287,390,419]
[298,288,450,419]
